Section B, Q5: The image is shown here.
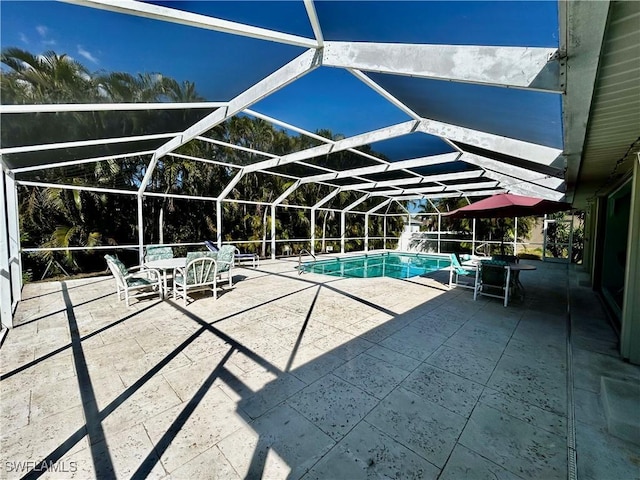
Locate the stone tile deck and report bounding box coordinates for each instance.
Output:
[1,258,638,479]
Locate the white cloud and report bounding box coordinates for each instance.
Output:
[35,25,57,47]
[77,46,99,64]
[19,33,29,44]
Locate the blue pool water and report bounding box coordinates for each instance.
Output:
[302,253,451,279]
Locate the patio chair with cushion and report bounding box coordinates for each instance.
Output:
[449,253,477,290]
[474,259,515,307]
[104,254,162,306]
[144,245,174,263]
[215,245,236,286]
[204,240,248,272]
[173,251,229,305]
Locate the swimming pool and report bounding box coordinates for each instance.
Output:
[302,252,451,279]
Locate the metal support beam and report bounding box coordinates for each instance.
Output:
[368,198,392,214]
[472,218,477,255]
[418,119,563,168]
[11,150,155,174]
[17,181,137,196]
[340,211,346,254]
[137,194,145,265]
[310,189,343,255]
[140,48,322,194]
[144,192,218,202]
[383,214,387,249]
[273,180,301,206]
[164,49,321,158]
[313,188,342,209]
[216,201,223,248]
[244,108,435,181]
[370,183,502,197]
[437,213,442,254]
[303,0,323,46]
[0,169,13,327]
[1,102,226,114]
[343,194,371,213]
[195,136,278,160]
[245,120,420,173]
[381,189,506,202]
[348,68,421,120]
[427,199,440,214]
[271,204,277,260]
[219,170,246,202]
[323,42,561,91]
[215,170,247,247]
[169,152,242,170]
[478,169,566,201]
[460,152,565,190]
[6,172,21,306]
[0,132,179,156]
[342,170,484,192]
[349,70,462,154]
[245,109,335,144]
[63,0,318,48]
[300,153,460,184]
[310,208,316,255]
[365,213,370,252]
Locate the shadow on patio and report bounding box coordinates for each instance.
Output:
[1,260,638,479]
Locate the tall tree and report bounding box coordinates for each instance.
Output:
[2,47,407,276]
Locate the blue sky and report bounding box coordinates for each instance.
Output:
[1,1,561,153]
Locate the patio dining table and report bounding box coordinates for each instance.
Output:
[144,257,187,298]
[507,263,537,300]
[463,259,537,305]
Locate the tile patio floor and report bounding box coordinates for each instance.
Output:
[1,257,638,479]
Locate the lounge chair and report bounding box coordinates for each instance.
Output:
[449,253,477,290]
[144,245,174,263]
[172,251,232,305]
[206,241,257,268]
[474,259,515,307]
[104,254,162,306]
[234,247,260,268]
[204,240,218,253]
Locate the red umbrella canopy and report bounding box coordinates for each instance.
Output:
[444,193,571,219]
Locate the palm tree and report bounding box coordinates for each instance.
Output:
[4,47,409,276]
[1,48,96,103]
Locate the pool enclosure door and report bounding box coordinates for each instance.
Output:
[543,216,573,263]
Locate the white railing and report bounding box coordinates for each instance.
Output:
[20,231,551,281]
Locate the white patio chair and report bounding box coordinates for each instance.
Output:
[104,254,162,306]
[172,251,233,305]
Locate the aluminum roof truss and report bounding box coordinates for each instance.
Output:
[323,42,563,92]
[3,0,568,208]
